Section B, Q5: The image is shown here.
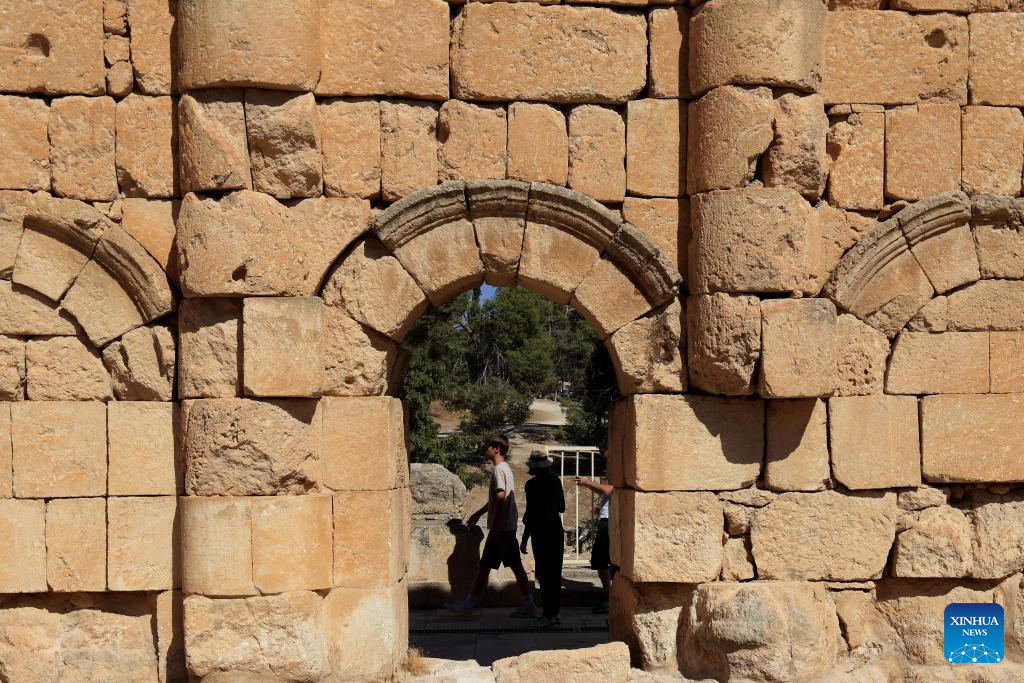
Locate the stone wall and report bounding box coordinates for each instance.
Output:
[1,0,1024,681]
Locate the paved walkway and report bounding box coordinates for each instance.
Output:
[409,606,609,666]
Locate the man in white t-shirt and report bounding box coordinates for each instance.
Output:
[575,441,617,614]
[446,434,538,618]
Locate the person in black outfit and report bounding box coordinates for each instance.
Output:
[519,450,566,628]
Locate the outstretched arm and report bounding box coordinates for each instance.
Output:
[575,476,614,496]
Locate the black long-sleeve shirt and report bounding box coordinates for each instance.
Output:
[522,473,565,541]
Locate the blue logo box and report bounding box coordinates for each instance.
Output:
[944,603,1005,664]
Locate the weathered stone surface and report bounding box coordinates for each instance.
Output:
[720,537,755,581]
[61,259,145,348]
[0,337,25,401]
[452,3,646,104]
[178,89,250,193]
[411,463,465,521]
[322,307,399,398]
[108,401,177,496]
[0,192,31,278]
[157,589,185,683]
[177,0,320,91]
[0,283,75,337]
[830,396,921,490]
[687,293,760,396]
[178,298,240,399]
[46,497,106,591]
[897,193,979,296]
[243,297,324,398]
[991,332,1024,393]
[121,199,177,282]
[892,506,973,578]
[970,491,1024,579]
[969,13,1024,106]
[922,395,1024,484]
[759,298,836,398]
[105,0,128,34]
[751,491,897,580]
[618,394,763,491]
[691,187,819,294]
[0,499,45,592]
[607,300,685,395]
[334,488,406,587]
[183,591,328,681]
[468,181,528,288]
[438,100,507,183]
[12,401,106,498]
[26,336,111,401]
[906,296,949,333]
[0,96,49,191]
[622,198,688,283]
[763,93,828,200]
[567,106,625,203]
[391,220,484,307]
[180,496,255,596]
[827,111,885,211]
[814,207,877,297]
[765,399,829,493]
[318,0,448,99]
[506,103,567,186]
[962,106,1024,197]
[103,324,175,401]
[252,495,333,593]
[608,579,688,673]
[626,99,684,198]
[106,60,134,97]
[681,582,842,682]
[686,85,773,195]
[493,642,631,683]
[319,99,381,199]
[518,222,600,305]
[834,313,889,397]
[649,6,689,99]
[321,396,407,492]
[49,96,117,201]
[128,0,176,94]
[899,487,948,512]
[108,495,178,591]
[324,584,406,681]
[947,280,1024,331]
[245,90,322,199]
[972,196,1024,280]
[571,258,652,339]
[0,0,104,95]
[182,398,321,496]
[381,100,438,202]
[822,11,968,105]
[886,331,988,395]
[115,94,177,198]
[885,103,962,202]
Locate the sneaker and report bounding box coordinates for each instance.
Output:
[510,603,540,618]
[530,616,557,629]
[445,599,475,617]
[591,601,609,614]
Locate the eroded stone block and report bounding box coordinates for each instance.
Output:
[438,100,507,183]
[892,506,973,578]
[518,222,600,305]
[49,96,117,201]
[622,198,688,282]
[128,0,176,94]
[834,313,889,396]
[333,489,406,588]
[320,99,381,199]
[829,395,921,490]
[627,99,684,198]
[827,111,885,211]
[759,298,837,398]
[0,96,50,191]
[972,195,1024,280]
[763,93,828,200]
[321,396,407,492]
[0,499,46,592]
[178,89,250,193]
[885,103,961,202]
[108,401,177,496]
[26,336,111,402]
[245,90,322,199]
[765,399,829,492]
[324,584,405,681]
[242,296,324,398]
[567,105,625,203]
[180,496,254,596]
[969,13,1024,106]
[886,331,989,395]
[507,102,568,186]
[178,298,240,398]
[252,495,333,593]
[922,394,1024,483]
[0,336,25,401]
[11,401,106,498]
[962,106,1024,197]
[649,6,690,99]
[103,324,176,401]
[46,497,106,591]
[687,293,760,395]
[107,495,178,591]
[991,332,1024,393]
[607,299,685,395]
[323,307,399,398]
[947,280,1024,331]
[381,101,438,202]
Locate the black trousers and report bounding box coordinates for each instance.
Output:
[531,529,564,618]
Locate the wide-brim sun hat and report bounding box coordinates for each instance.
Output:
[527,450,553,469]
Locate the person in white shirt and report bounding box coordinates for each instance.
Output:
[575,442,617,614]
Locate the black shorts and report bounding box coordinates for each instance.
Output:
[480,531,522,570]
[590,519,617,571]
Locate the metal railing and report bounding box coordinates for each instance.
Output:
[548,446,601,560]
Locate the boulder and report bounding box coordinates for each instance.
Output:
[411,463,466,521]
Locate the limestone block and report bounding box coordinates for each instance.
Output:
[61,259,145,347]
[821,11,967,105]
[333,489,406,588]
[991,332,1024,393]
[121,199,177,281]
[115,95,178,198]
[892,506,973,578]
[180,496,254,596]
[969,14,1024,106]
[11,401,106,498]
[108,496,178,591]
[318,0,448,99]
[720,537,755,581]
[0,282,76,337]
[410,463,465,522]
[252,495,333,593]
[322,396,407,491]
[242,297,324,398]
[323,307,399,398]
[0,192,31,278]
[689,0,825,95]
[947,280,1024,331]
[763,93,829,200]
[972,195,1024,280]
[826,112,884,212]
[571,258,653,340]
[626,99,684,198]
[691,187,819,294]
[322,237,428,341]
[49,96,117,201]
[108,401,178,496]
[680,582,842,682]
[885,103,961,201]
[607,579,689,673]
[607,299,685,395]
[105,0,128,33]
[0,336,25,401]
[906,296,949,333]
[156,589,185,683]
[614,489,722,583]
[103,324,176,401]
[452,3,646,104]
[493,642,631,683]
[177,0,320,91]
[618,394,763,491]
[686,293,760,395]
[622,198,688,282]
[922,395,1024,484]
[649,6,690,99]
[759,298,837,398]
[0,499,45,592]
[468,180,528,288]
[380,100,438,202]
[178,298,241,398]
[751,491,897,580]
[45,497,106,591]
[887,331,988,395]
[324,584,406,681]
[438,101,507,182]
[565,106,625,203]
[320,99,381,199]
[105,35,130,71]
[765,399,829,492]
[0,96,50,191]
[686,85,774,195]
[0,0,104,95]
[829,396,921,490]
[970,491,1024,579]
[518,222,600,305]
[245,90,322,199]
[107,60,134,97]
[903,195,979,299]
[899,487,949,512]
[506,103,568,187]
[178,89,251,193]
[962,106,1024,197]
[128,0,176,95]
[387,223,484,307]
[182,398,321,496]
[26,336,110,401]
[183,591,328,681]
[834,313,889,396]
